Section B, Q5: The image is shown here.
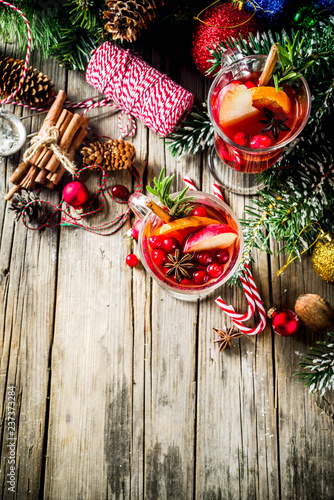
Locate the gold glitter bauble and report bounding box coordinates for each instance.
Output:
[312,234,334,283]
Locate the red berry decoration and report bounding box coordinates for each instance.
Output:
[215,249,229,264]
[233,132,249,147]
[163,237,180,253]
[197,251,213,266]
[63,180,90,209]
[152,249,167,266]
[111,184,130,200]
[193,269,209,285]
[207,263,224,278]
[126,253,138,267]
[268,308,300,337]
[250,134,272,149]
[149,235,163,249]
[190,207,208,217]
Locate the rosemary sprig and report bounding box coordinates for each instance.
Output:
[146,168,195,218]
[273,31,314,91]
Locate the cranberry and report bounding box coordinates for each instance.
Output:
[152,249,167,266]
[111,184,130,200]
[197,251,213,266]
[193,269,210,285]
[233,132,249,147]
[215,249,229,264]
[126,253,138,267]
[149,235,163,249]
[250,134,272,149]
[207,263,224,278]
[245,81,256,89]
[163,237,180,253]
[190,207,208,217]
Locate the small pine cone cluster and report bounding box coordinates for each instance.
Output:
[103,0,163,43]
[81,139,136,170]
[0,55,54,107]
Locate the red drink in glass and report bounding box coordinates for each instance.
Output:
[208,54,311,175]
[129,191,243,300]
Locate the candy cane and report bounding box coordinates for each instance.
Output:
[183,176,198,191]
[212,183,225,202]
[216,267,267,335]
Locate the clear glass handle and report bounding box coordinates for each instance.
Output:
[221,48,244,69]
[128,192,152,221]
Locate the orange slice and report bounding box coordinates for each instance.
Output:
[154,216,220,237]
[249,86,291,114]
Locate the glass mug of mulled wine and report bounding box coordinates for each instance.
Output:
[128,191,243,300]
[207,50,311,194]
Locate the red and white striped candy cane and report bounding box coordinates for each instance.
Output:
[212,182,225,202]
[0,1,31,105]
[216,266,267,335]
[183,176,198,191]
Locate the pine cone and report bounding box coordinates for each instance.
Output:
[0,55,54,107]
[81,139,136,170]
[9,190,53,226]
[103,0,163,43]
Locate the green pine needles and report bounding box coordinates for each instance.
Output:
[295,333,334,396]
[0,0,106,70]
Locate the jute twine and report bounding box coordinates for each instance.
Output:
[22,126,77,175]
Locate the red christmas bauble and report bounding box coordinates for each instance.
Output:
[191,3,261,78]
[269,309,300,337]
[63,180,90,209]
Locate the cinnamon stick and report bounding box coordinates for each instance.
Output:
[9,161,30,185]
[50,119,89,186]
[145,199,174,223]
[34,112,74,184]
[45,114,84,173]
[20,166,39,190]
[35,109,72,170]
[4,184,22,201]
[29,90,67,166]
[258,44,279,87]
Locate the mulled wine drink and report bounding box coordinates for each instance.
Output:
[208,55,311,174]
[130,191,243,300]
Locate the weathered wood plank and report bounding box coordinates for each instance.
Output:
[271,244,334,500]
[42,71,134,499]
[0,51,65,499]
[140,49,202,500]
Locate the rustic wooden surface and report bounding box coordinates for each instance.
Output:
[0,35,334,500]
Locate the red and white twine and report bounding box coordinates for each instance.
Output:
[86,42,194,138]
[183,177,266,335]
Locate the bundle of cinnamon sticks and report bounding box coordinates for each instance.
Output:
[5,90,89,201]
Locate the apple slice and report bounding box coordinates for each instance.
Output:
[219,83,260,127]
[183,224,238,253]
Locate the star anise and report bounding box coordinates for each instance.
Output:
[164,249,195,283]
[213,325,243,352]
[260,107,291,141]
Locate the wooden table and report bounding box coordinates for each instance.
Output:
[1,37,334,500]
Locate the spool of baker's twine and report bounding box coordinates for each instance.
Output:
[183,176,266,334]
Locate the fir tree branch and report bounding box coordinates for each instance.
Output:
[295,333,334,396]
